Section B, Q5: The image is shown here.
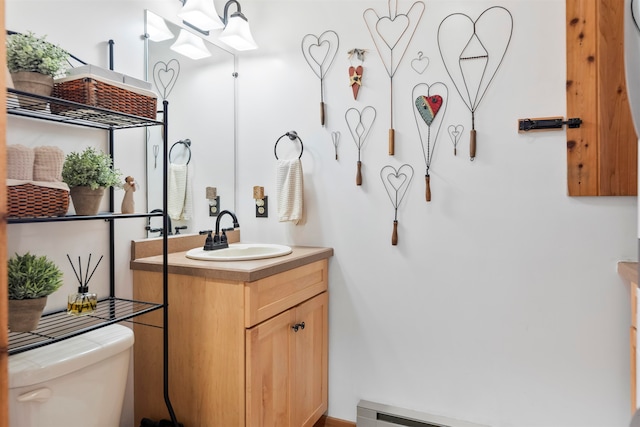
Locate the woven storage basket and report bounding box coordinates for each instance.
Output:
[8,184,69,218]
[52,77,157,119]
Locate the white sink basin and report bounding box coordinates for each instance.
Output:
[185,243,292,261]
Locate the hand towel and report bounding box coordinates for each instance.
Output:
[33,146,65,182]
[181,163,194,220]
[7,145,35,180]
[168,163,187,221]
[277,158,304,224]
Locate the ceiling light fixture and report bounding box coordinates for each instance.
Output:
[178,0,224,31]
[146,11,175,42]
[218,0,257,51]
[170,29,212,60]
[177,0,257,51]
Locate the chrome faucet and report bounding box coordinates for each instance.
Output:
[203,210,240,251]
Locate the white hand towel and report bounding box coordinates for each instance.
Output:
[168,163,187,221]
[181,163,194,220]
[277,158,304,224]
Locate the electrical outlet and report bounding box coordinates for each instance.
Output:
[209,196,220,216]
[256,196,268,218]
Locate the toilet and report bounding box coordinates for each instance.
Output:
[8,324,134,427]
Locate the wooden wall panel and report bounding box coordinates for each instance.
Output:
[597,0,638,195]
[0,1,8,425]
[566,0,638,196]
[567,0,599,195]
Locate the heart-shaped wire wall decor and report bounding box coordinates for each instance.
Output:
[380,163,414,246]
[301,30,339,126]
[412,82,448,202]
[437,6,513,161]
[345,105,377,186]
[447,124,464,156]
[411,51,429,74]
[153,59,181,101]
[364,0,425,155]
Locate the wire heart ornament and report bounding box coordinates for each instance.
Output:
[438,7,512,113]
[437,6,512,160]
[302,30,339,126]
[412,82,448,202]
[345,106,376,146]
[376,14,410,51]
[153,59,181,101]
[447,124,464,155]
[381,164,413,202]
[345,106,377,186]
[364,0,425,77]
[411,51,429,74]
[364,0,425,155]
[380,163,414,245]
[302,30,339,80]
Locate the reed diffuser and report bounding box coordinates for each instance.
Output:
[66,253,102,316]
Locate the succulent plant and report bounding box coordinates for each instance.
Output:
[8,252,64,300]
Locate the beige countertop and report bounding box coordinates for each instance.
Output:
[130,244,334,282]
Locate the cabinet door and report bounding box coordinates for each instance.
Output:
[291,292,328,427]
[246,307,295,427]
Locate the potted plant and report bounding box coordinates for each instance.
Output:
[8,252,64,332]
[62,147,122,215]
[6,31,69,106]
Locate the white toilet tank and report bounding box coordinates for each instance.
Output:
[8,324,134,427]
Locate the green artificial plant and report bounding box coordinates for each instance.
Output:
[8,252,64,300]
[6,31,69,77]
[62,147,123,190]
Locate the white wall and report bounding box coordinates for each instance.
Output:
[6,1,638,427]
[235,0,637,426]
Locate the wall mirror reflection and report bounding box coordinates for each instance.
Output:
[145,10,236,237]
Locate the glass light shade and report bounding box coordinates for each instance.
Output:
[218,15,257,51]
[146,11,175,42]
[170,29,212,60]
[178,0,224,31]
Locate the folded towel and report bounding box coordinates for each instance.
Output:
[7,178,69,192]
[7,145,35,180]
[277,158,304,224]
[33,146,65,182]
[168,163,188,221]
[181,163,194,221]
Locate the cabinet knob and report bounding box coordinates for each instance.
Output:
[291,322,305,332]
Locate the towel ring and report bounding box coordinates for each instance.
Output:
[169,139,191,165]
[274,131,303,160]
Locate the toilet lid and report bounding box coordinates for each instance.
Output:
[9,324,134,388]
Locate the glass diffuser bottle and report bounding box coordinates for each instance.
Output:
[67,285,97,316]
[66,253,102,316]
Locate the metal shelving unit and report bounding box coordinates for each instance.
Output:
[6,88,168,356]
[8,298,161,354]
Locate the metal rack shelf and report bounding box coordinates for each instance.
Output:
[7,88,163,130]
[8,297,163,355]
[8,211,163,224]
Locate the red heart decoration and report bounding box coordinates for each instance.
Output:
[415,95,443,126]
[349,65,363,100]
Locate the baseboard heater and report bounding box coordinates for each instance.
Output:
[356,400,490,427]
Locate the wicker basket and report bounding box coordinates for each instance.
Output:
[52,77,157,119]
[8,184,69,218]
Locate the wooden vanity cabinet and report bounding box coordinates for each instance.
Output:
[133,258,329,427]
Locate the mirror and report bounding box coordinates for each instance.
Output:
[144,11,236,237]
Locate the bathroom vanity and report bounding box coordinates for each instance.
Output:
[130,236,332,427]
